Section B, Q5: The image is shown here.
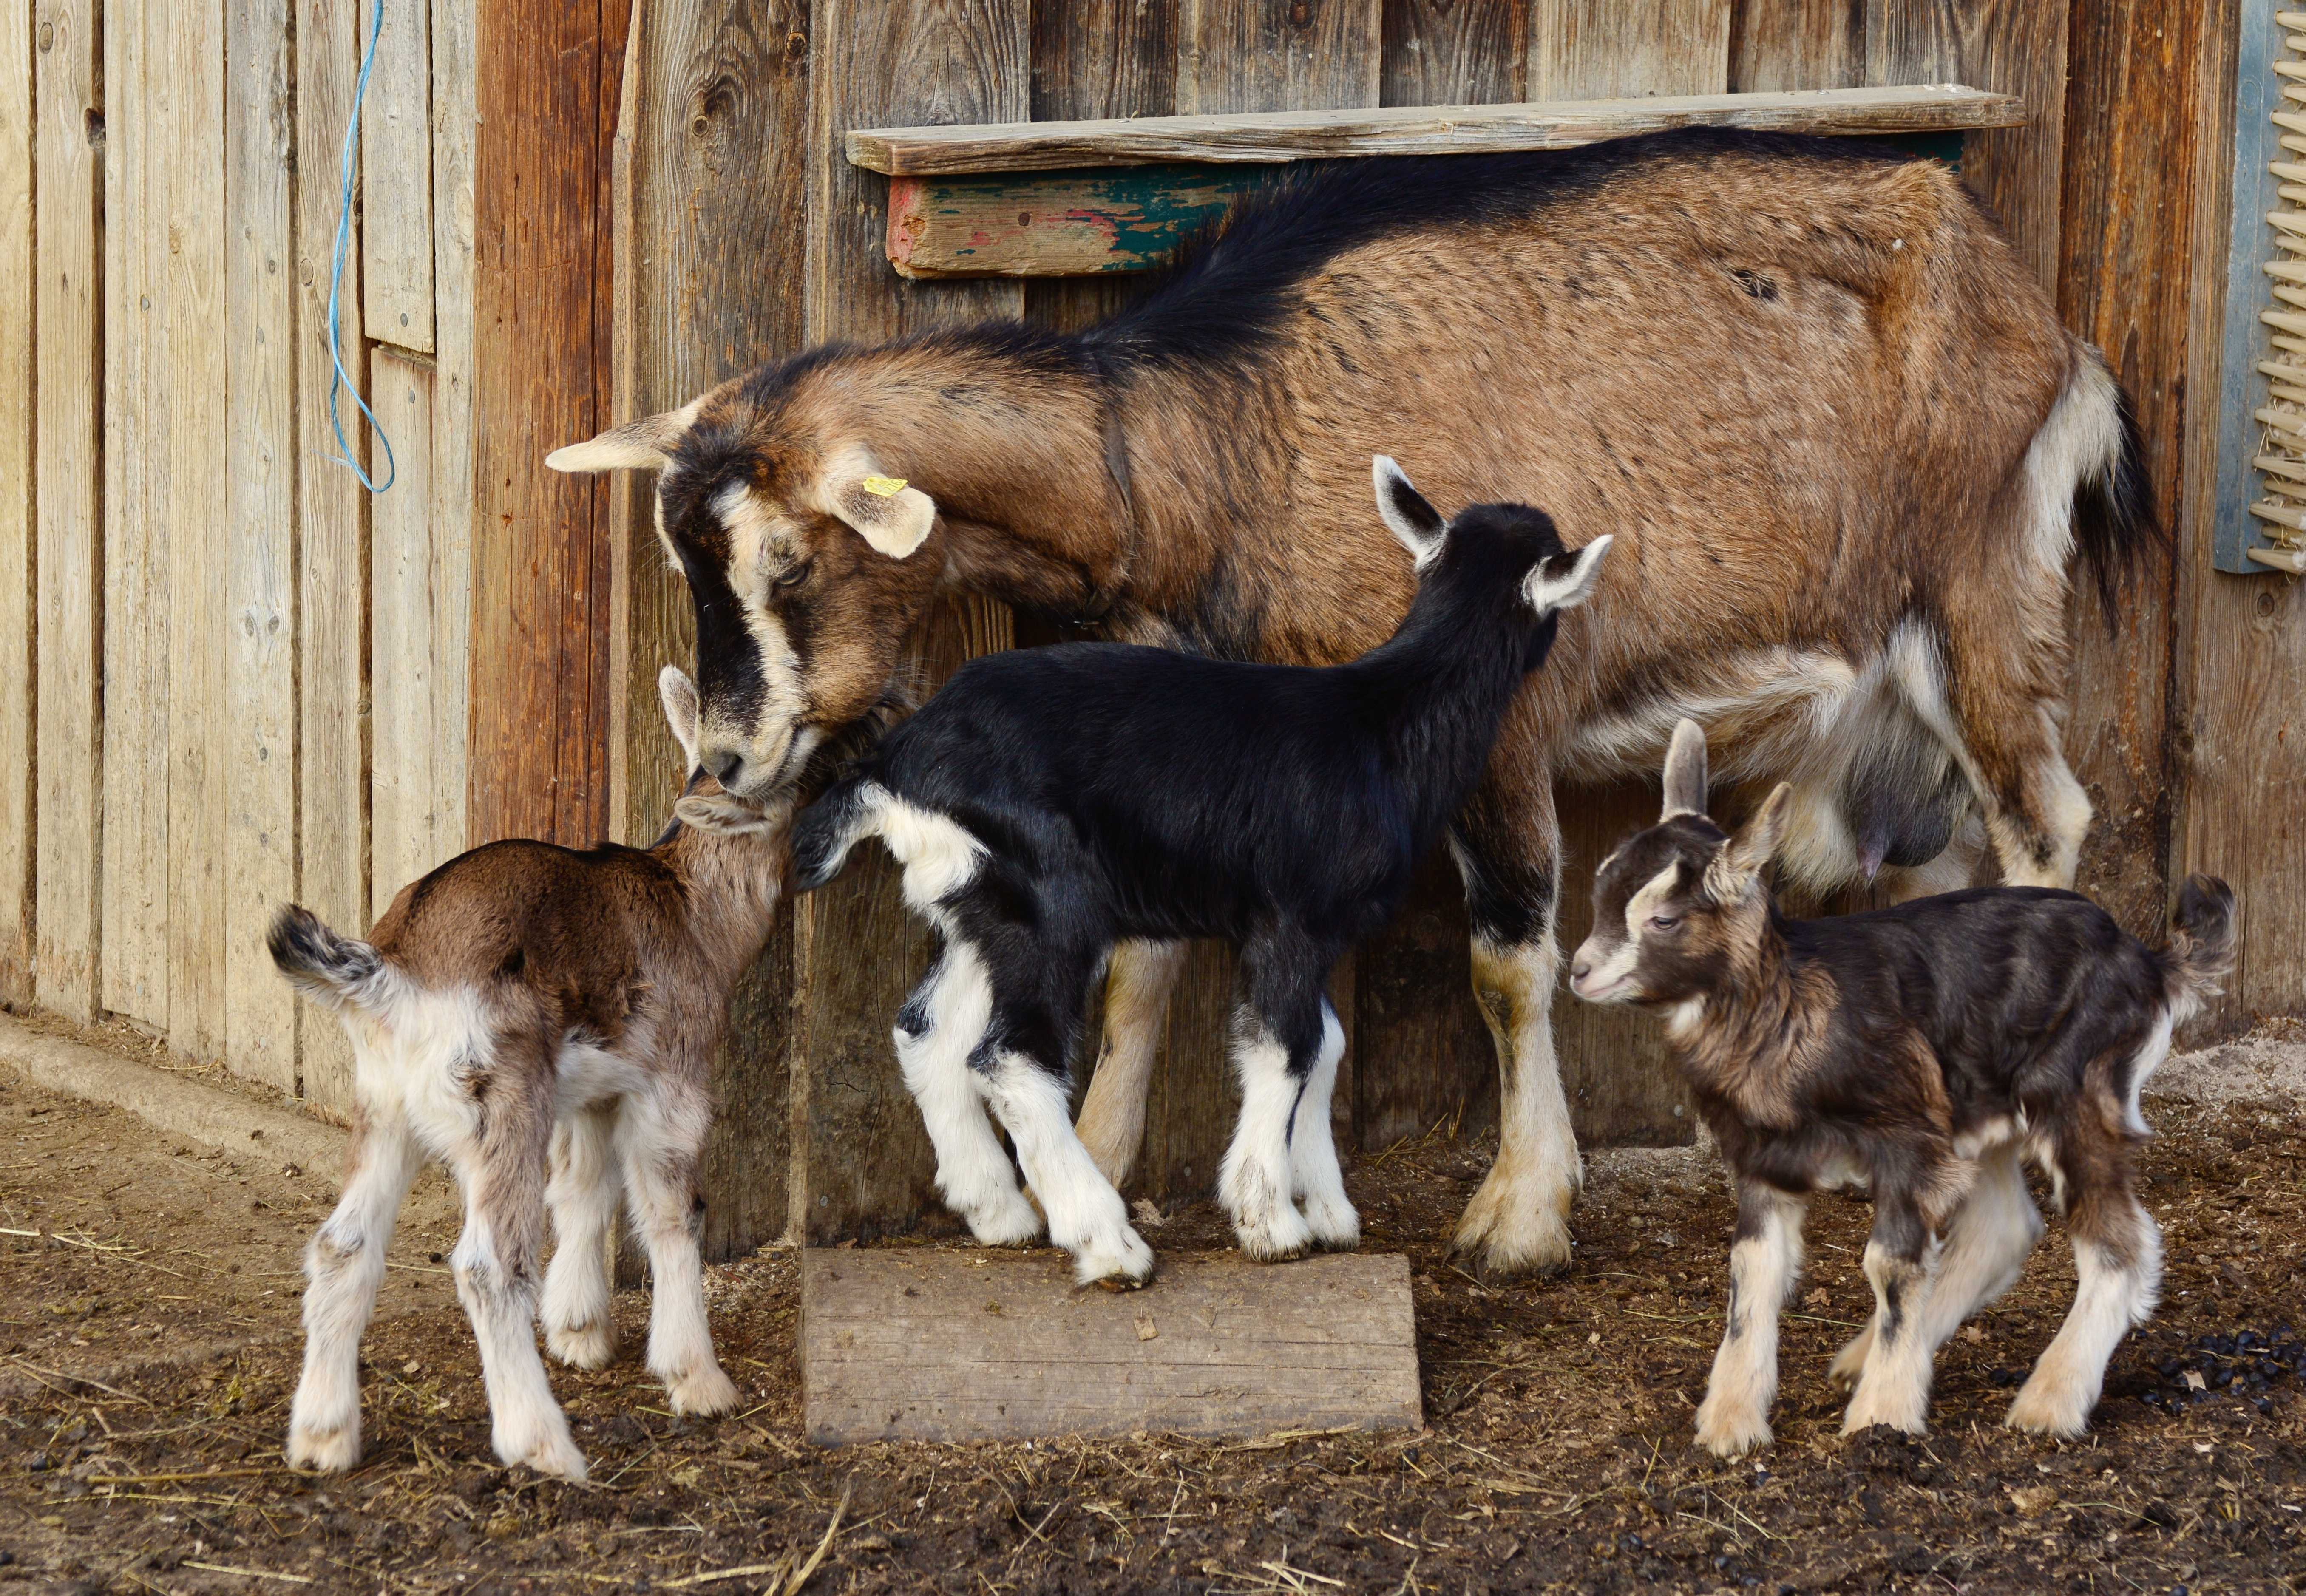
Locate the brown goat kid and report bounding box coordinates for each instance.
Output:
[268,669,777,1480]
[548,130,2155,1278]
[1570,721,2234,1455]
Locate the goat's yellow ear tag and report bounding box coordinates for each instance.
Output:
[861,475,908,497]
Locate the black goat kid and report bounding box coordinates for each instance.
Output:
[793,461,1612,1284]
[1571,720,2235,1453]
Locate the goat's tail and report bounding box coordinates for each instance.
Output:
[2063,349,2162,627]
[791,776,880,893]
[2161,874,2238,1020]
[267,904,398,1015]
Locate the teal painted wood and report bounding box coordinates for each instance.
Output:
[889,130,1969,278]
[2213,0,2286,575]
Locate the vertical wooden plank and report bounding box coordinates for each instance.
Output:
[2170,0,2284,1036]
[295,0,370,1114]
[360,0,435,353]
[428,0,475,876]
[31,0,101,1021]
[1178,0,1380,114]
[163,0,232,1067]
[1729,0,1863,91]
[100,0,168,1033]
[224,0,300,1092]
[368,351,448,916]
[1528,0,1730,99]
[618,0,810,1258]
[2054,0,2194,939]
[1381,0,1526,107]
[0,0,34,1008]
[795,0,1027,1244]
[469,0,626,850]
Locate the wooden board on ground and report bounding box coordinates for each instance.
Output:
[801,1249,1421,1445]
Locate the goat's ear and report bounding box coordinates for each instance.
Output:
[546,397,705,474]
[1661,717,1708,820]
[1522,533,1613,615]
[1710,781,1793,898]
[817,445,937,559]
[1373,455,1446,566]
[674,792,784,836]
[659,666,702,772]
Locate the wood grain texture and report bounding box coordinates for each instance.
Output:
[468,0,626,850]
[847,83,2017,171]
[2171,0,2291,1035]
[369,353,462,918]
[224,0,299,1091]
[99,0,168,1032]
[1730,0,1864,91]
[360,0,435,352]
[427,0,476,879]
[801,1248,1421,1443]
[0,0,33,1007]
[1383,0,1526,107]
[794,0,1027,1244]
[295,0,370,1114]
[1530,0,1730,99]
[2055,0,2195,941]
[164,0,231,1067]
[1179,0,1381,114]
[615,0,812,1258]
[888,164,1271,278]
[32,0,101,1021]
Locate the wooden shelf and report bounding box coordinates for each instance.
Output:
[848,84,2025,177]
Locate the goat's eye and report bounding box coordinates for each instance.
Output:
[772,559,812,592]
[1647,914,1680,932]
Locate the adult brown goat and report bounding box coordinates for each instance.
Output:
[548,130,2154,1279]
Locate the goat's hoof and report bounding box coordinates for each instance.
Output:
[1827,1329,1874,1393]
[498,1428,589,1482]
[285,1420,361,1474]
[1839,1407,1928,1440]
[1072,1228,1156,1290]
[1299,1197,1361,1252]
[1449,1185,1574,1279]
[665,1364,741,1419]
[2005,1383,2091,1439]
[1693,1403,1771,1459]
[1234,1211,1316,1263]
[964,1193,1045,1248]
[547,1320,618,1371]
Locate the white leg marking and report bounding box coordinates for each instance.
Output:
[1219,1011,1318,1263]
[1458,935,1579,1276]
[898,943,1040,1246]
[286,1117,425,1473]
[2008,1216,2161,1438]
[1289,1001,1359,1250]
[618,1089,739,1420]
[1695,1187,1806,1457]
[1074,939,1185,1188]
[541,1104,622,1371]
[448,1179,587,1481]
[982,1052,1152,1287]
[1841,1240,1942,1437]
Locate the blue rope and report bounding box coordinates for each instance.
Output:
[325,0,395,493]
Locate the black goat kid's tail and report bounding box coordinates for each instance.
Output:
[791,776,879,893]
[2163,874,2238,1011]
[266,904,395,1015]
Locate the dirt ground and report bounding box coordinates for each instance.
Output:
[3,1028,2302,1596]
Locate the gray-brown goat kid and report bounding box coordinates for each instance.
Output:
[1570,721,2234,1454]
[268,669,776,1480]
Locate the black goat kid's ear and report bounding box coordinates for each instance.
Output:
[1372,455,1446,566]
[1708,781,1793,898]
[1662,717,1708,820]
[545,396,704,474]
[1521,533,1612,615]
[659,665,702,774]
